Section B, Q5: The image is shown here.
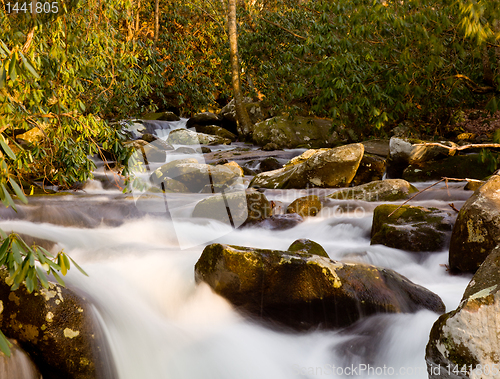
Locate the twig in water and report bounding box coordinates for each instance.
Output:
[448,203,459,213]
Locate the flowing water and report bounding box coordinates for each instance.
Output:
[0,121,475,378]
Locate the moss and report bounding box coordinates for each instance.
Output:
[287,239,329,258]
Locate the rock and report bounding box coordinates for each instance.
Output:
[195,244,445,330]
[166,129,231,145]
[0,340,42,379]
[283,148,331,168]
[223,161,244,177]
[0,269,115,379]
[159,178,191,193]
[253,115,337,149]
[361,139,390,157]
[221,98,267,126]
[426,245,500,379]
[328,179,418,202]
[262,142,281,151]
[141,111,180,121]
[387,137,456,178]
[186,112,222,129]
[286,195,322,217]
[371,204,454,252]
[403,154,496,182]
[464,179,484,191]
[249,143,364,189]
[192,190,272,227]
[141,133,157,143]
[259,157,281,172]
[195,125,237,141]
[173,147,196,154]
[150,158,198,185]
[251,213,304,230]
[200,146,212,154]
[449,175,500,273]
[350,154,387,186]
[141,145,166,163]
[287,239,329,258]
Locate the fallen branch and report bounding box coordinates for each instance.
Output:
[454,74,497,94]
[413,142,500,155]
[388,177,471,217]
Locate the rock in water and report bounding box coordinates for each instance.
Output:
[195,244,445,330]
[426,245,500,379]
[287,239,329,258]
[167,129,231,145]
[328,179,418,202]
[449,175,500,273]
[249,143,364,189]
[371,204,454,252]
[286,195,322,217]
[0,269,115,379]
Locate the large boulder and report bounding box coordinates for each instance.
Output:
[449,175,500,273]
[185,112,222,129]
[151,159,241,193]
[252,115,337,149]
[249,143,364,189]
[166,129,231,145]
[220,98,267,126]
[0,269,115,379]
[350,154,387,186]
[192,190,272,227]
[371,204,454,252]
[194,125,237,141]
[286,195,322,217]
[195,244,445,330]
[328,179,418,202]
[426,245,500,379]
[403,154,496,182]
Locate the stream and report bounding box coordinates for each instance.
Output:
[0,120,475,379]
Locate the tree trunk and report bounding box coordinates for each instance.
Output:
[136,0,141,36]
[228,0,253,138]
[154,0,160,44]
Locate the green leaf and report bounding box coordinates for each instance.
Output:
[69,256,89,277]
[0,330,12,357]
[50,269,66,287]
[0,136,16,160]
[9,179,28,204]
[8,58,17,83]
[0,67,5,89]
[1,183,16,210]
[20,53,40,79]
[486,96,498,115]
[36,266,49,288]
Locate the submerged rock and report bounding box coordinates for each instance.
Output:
[0,269,115,379]
[195,244,445,330]
[252,115,337,149]
[426,245,500,379]
[249,143,364,189]
[328,179,418,202]
[449,175,500,273]
[371,204,454,252]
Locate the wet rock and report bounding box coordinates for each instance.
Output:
[0,269,115,379]
[186,112,222,129]
[141,133,157,143]
[426,245,500,379]
[159,178,191,193]
[287,239,329,258]
[350,154,387,186]
[259,157,281,172]
[262,142,281,151]
[173,147,196,154]
[195,244,445,330]
[192,190,272,227]
[361,139,390,157]
[464,179,484,191]
[200,146,212,154]
[449,175,500,273]
[371,204,454,252]
[195,125,237,141]
[253,115,337,149]
[0,340,42,379]
[150,158,198,185]
[402,154,496,182]
[328,179,418,202]
[166,129,231,145]
[249,143,364,189]
[286,195,322,217]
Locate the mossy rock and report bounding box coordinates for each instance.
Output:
[195,125,237,141]
[141,111,180,121]
[449,175,500,273]
[287,239,329,258]
[195,243,445,330]
[402,154,496,182]
[286,195,322,217]
[166,129,231,145]
[328,179,418,202]
[249,143,364,189]
[0,269,115,379]
[426,246,500,378]
[371,204,454,252]
[252,115,337,149]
